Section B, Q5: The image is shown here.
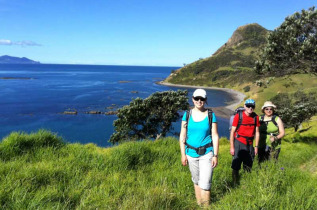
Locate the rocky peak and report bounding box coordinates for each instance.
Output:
[213,23,268,55]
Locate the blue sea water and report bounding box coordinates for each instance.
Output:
[0,64,232,147]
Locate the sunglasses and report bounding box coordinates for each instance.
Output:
[265,108,273,111]
[246,105,255,109]
[193,97,206,101]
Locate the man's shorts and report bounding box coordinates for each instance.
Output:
[186,151,214,190]
[231,139,255,171]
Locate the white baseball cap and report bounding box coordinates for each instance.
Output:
[193,89,207,98]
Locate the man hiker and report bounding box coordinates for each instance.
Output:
[229,99,260,185]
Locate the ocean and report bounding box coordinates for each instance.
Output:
[0,64,232,147]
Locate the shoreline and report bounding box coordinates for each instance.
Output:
[157,81,246,119]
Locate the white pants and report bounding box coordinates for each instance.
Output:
[186,151,214,190]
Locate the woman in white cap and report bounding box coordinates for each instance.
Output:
[258,101,285,162]
[179,88,219,207]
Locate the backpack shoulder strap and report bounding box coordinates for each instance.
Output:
[184,110,192,144]
[271,115,278,127]
[236,111,243,131]
[207,109,213,140]
[185,109,213,135]
[260,114,278,127]
[185,109,192,128]
[207,109,213,130]
[253,113,258,126]
[253,114,258,135]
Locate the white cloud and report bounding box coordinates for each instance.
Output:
[0,39,42,46]
[15,40,42,46]
[0,39,12,45]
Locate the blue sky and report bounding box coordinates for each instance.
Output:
[0,0,316,66]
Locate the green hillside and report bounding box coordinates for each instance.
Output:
[0,126,316,209]
[165,23,269,87]
[230,73,317,114]
[1,8,316,209]
[164,20,317,116]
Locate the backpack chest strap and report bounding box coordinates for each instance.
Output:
[236,134,254,140]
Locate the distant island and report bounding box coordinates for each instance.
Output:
[0,55,40,64]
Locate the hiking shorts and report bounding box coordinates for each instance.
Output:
[231,139,255,171]
[187,151,214,190]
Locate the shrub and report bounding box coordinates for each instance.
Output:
[0,130,64,161]
[110,90,189,143]
[243,85,250,92]
[255,80,263,87]
[272,91,317,131]
[107,141,157,171]
[255,7,317,75]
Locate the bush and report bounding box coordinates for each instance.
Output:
[271,91,317,131]
[107,141,157,171]
[256,7,317,75]
[0,130,64,161]
[110,90,189,143]
[255,80,263,87]
[243,85,250,92]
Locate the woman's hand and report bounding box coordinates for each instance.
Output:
[270,136,275,142]
[181,155,188,166]
[230,147,235,156]
[212,157,218,168]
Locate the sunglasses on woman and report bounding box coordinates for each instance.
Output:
[193,97,206,101]
[245,105,255,109]
[265,108,273,111]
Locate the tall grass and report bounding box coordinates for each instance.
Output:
[0,130,316,209]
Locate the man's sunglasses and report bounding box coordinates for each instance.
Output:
[246,105,255,109]
[193,97,206,101]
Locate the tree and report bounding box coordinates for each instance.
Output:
[109,90,189,144]
[271,91,317,131]
[255,7,317,76]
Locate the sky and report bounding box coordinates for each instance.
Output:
[0,0,316,66]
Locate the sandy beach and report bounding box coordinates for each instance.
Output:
[158,81,246,119]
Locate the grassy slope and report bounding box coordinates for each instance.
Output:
[166,24,268,88]
[227,74,317,113]
[166,48,260,88]
[1,126,316,209]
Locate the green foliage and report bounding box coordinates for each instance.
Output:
[291,116,317,142]
[107,141,157,171]
[215,161,317,209]
[271,91,317,131]
[255,79,263,87]
[109,90,189,144]
[0,130,317,209]
[235,24,268,48]
[166,24,267,87]
[0,129,64,161]
[0,133,195,209]
[256,7,317,76]
[243,85,250,92]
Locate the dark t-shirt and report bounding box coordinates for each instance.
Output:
[232,111,260,145]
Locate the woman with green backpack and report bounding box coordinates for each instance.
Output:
[258,101,285,163]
